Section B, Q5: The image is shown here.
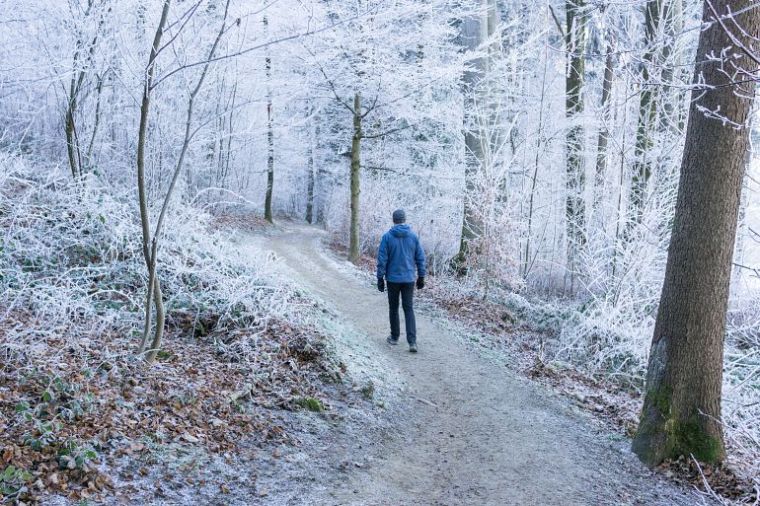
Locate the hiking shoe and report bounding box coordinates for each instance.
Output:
[409,343,417,353]
[387,335,399,345]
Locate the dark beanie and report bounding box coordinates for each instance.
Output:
[392,209,406,224]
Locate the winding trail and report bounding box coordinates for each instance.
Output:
[254,224,705,506]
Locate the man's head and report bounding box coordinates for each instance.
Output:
[392,209,406,224]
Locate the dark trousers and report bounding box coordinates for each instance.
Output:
[387,282,416,344]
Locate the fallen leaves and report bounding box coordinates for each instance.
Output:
[0,315,343,503]
[658,456,758,502]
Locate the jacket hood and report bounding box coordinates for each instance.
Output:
[390,223,411,237]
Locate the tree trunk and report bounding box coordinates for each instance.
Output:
[627,2,659,233]
[632,0,758,466]
[523,32,550,279]
[305,116,316,224]
[348,93,362,263]
[315,165,327,226]
[657,0,683,134]
[627,0,682,234]
[564,0,588,287]
[455,5,491,269]
[136,0,171,357]
[136,0,230,362]
[732,146,753,285]
[264,16,274,224]
[64,0,106,181]
[592,37,614,217]
[85,73,105,168]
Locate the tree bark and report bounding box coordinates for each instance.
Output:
[348,93,362,263]
[632,0,759,466]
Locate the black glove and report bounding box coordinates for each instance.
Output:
[377,278,385,292]
[416,277,425,290]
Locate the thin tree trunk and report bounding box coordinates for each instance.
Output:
[223,80,237,186]
[632,0,759,465]
[657,0,683,135]
[136,0,171,356]
[85,73,105,168]
[611,85,628,281]
[137,0,231,362]
[452,0,497,272]
[65,0,106,180]
[65,95,81,180]
[348,92,362,263]
[564,0,588,289]
[264,16,274,223]
[315,165,326,226]
[524,30,550,279]
[592,37,615,216]
[627,0,681,235]
[305,114,316,224]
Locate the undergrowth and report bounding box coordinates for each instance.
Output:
[0,156,343,503]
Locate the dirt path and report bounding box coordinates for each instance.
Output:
[253,224,706,506]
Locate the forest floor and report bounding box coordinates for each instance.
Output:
[246,223,712,506]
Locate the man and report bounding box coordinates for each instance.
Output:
[376,209,426,353]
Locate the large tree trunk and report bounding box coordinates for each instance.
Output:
[632,0,758,466]
[564,0,588,288]
[348,93,362,263]
[263,16,275,224]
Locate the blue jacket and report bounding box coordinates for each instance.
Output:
[376,224,426,283]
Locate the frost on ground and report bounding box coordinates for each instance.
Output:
[0,159,370,504]
[0,157,755,506]
[327,229,759,505]
[252,224,714,506]
[414,274,760,504]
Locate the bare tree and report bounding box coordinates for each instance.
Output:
[64,0,108,180]
[137,0,233,362]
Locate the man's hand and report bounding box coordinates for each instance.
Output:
[377,278,385,292]
[416,277,425,290]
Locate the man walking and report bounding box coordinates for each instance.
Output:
[376,209,426,353]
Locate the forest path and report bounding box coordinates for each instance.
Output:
[253,224,703,506]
